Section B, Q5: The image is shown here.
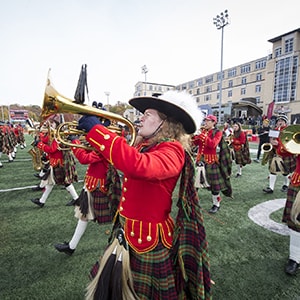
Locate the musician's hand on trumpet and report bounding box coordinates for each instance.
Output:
[77,115,102,133]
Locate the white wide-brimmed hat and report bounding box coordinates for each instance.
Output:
[129,91,202,134]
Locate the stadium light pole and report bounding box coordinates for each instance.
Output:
[141,65,148,82]
[104,91,110,111]
[213,9,229,124]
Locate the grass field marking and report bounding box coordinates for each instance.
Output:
[248,198,289,236]
[0,179,84,193]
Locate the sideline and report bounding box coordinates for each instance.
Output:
[0,179,84,193]
[248,198,289,236]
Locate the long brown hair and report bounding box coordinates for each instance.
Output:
[147,113,192,152]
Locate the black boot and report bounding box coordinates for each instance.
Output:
[285,259,299,275]
[208,205,219,214]
[31,198,44,208]
[54,242,75,256]
[32,186,44,191]
[65,199,77,206]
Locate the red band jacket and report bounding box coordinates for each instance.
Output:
[37,138,63,167]
[71,140,109,193]
[193,129,222,164]
[232,131,246,151]
[86,125,185,253]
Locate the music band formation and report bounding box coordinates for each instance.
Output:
[1,73,300,299]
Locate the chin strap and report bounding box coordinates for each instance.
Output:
[142,119,165,140]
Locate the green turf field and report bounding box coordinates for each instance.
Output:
[0,135,299,300]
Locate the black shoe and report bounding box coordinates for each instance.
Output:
[34,173,41,179]
[235,173,241,178]
[281,185,288,192]
[285,259,299,275]
[66,199,77,206]
[253,159,260,163]
[31,198,44,208]
[32,186,44,192]
[208,205,219,214]
[54,242,75,256]
[263,187,273,194]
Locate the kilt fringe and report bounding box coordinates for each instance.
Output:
[86,229,138,300]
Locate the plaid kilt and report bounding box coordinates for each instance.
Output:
[205,161,226,193]
[52,165,67,185]
[234,147,251,166]
[93,189,114,224]
[282,184,300,232]
[130,241,178,300]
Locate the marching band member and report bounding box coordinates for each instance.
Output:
[80,91,211,300]
[54,136,121,255]
[30,117,79,208]
[277,125,300,275]
[193,114,232,214]
[231,122,252,177]
[263,114,296,194]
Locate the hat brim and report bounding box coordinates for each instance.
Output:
[129,96,196,134]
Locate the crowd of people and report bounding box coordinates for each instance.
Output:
[3,90,300,298]
[0,122,26,167]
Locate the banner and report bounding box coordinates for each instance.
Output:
[267,101,275,119]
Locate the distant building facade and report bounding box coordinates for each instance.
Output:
[132,28,300,125]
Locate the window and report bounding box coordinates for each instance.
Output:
[205,86,212,93]
[255,85,261,93]
[205,75,214,83]
[275,47,282,57]
[228,90,232,97]
[228,68,236,77]
[228,80,233,87]
[256,96,261,104]
[273,55,298,102]
[197,79,203,86]
[241,88,246,95]
[196,88,200,95]
[241,77,247,84]
[241,64,251,74]
[285,38,294,54]
[255,59,267,69]
[256,73,262,81]
[205,95,211,101]
[189,81,194,89]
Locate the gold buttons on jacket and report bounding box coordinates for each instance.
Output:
[147,235,152,242]
[104,134,110,140]
[100,145,105,151]
[138,238,142,244]
[123,187,127,192]
[120,206,123,211]
[121,196,125,202]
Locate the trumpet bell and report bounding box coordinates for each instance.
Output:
[261,143,273,152]
[41,72,136,146]
[279,125,300,154]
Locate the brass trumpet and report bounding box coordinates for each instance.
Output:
[279,124,300,154]
[41,72,136,148]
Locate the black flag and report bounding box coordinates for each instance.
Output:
[74,64,89,104]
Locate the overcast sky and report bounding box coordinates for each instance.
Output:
[1,0,299,107]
